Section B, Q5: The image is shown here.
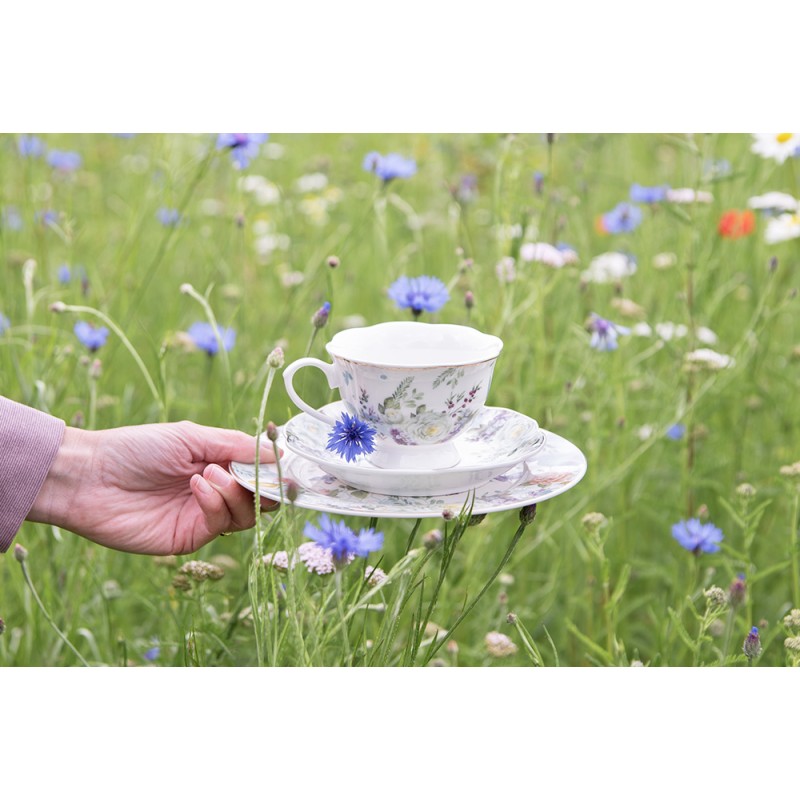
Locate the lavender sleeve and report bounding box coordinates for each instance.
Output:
[0,396,65,552]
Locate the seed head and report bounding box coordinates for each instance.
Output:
[179,560,224,582]
[704,586,728,609]
[783,609,800,629]
[171,574,192,592]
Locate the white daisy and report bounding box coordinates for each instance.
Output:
[765,213,800,244]
[751,133,800,164]
[581,252,636,284]
[747,191,799,214]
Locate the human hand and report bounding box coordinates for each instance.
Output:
[27,421,279,555]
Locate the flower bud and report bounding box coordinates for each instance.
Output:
[423,528,443,549]
[312,301,331,329]
[266,346,285,369]
[519,504,537,527]
[49,301,67,314]
[468,513,486,527]
[506,612,518,625]
[581,511,608,534]
[743,626,762,660]
[14,544,27,563]
[266,421,279,442]
[179,283,194,295]
[441,508,455,521]
[326,255,340,269]
[89,359,102,380]
[284,479,299,503]
[736,483,757,498]
[728,573,746,608]
[704,586,727,609]
[464,290,475,310]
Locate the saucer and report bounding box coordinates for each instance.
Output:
[283,402,547,496]
[229,428,586,519]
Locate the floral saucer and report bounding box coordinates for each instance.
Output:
[283,402,547,496]
[229,428,586,519]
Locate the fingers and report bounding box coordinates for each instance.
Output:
[191,464,279,538]
[182,421,280,466]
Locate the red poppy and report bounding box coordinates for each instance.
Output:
[718,209,755,239]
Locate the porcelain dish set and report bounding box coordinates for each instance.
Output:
[230,322,587,518]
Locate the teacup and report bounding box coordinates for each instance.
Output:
[282,321,503,470]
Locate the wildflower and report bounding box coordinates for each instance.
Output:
[743,626,762,660]
[47,150,82,171]
[364,565,388,586]
[387,275,449,317]
[1,206,23,231]
[452,173,478,204]
[637,424,654,441]
[143,644,160,662]
[587,313,630,352]
[728,573,746,607]
[296,542,339,574]
[704,586,728,609]
[597,202,643,234]
[156,207,182,226]
[671,518,724,554]
[666,188,714,204]
[171,574,192,591]
[326,412,377,462]
[718,209,755,239]
[0,313,10,336]
[35,209,59,226]
[785,636,800,652]
[262,550,294,571]
[506,612,518,625]
[57,264,71,284]
[780,462,800,478]
[266,346,285,369]
[581,511,608,533]
[556,242,579,264]
[216,134,269,169]
[703,158,732,180]
[655,322,688,341]
[783,609,800,629]
[747,192,798,215]
[186,321,236,355]
[362,151,417,182]
[750,133,800,164]
[295,172,328,193]
[74,321,110,352]
[581,252,637,284]
[423,528,443,549]
[696,326,718,345]
[519,242,566,268]
[666,424,685,440]
[611,297,645,319]
[485,631,518,657]
[533,170,544,194]
[311,301,331,328]
[326,255,340,269]
[14,543,27,563]
[630,183,669,204]
[764,213,800,244]
[179,560,224,582]
[303,514,383,562]
[685,348,735,370]
[736,483,757,498]
[495,257,516,283]
[653,252,677,269]
[18,135,45,158]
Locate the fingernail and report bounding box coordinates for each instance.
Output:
[192,474,214,495]
[206,464,232,488]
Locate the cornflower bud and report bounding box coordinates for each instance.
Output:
[266,346,285,369]
[14,544,28,563]
[312,301,331,329]
[266,421,279,442]
[728,574,746,608]
[468,513,486,527]
[519,504,537,527]
[441,508,455,521]
[89,359,102,380]
[284,479,299,503]
[464,290,475,310]
[743,626,762,660]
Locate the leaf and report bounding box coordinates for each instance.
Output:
[667,607,699,654]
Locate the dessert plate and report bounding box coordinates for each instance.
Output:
[283,402,547,496]
[230,428,586,519]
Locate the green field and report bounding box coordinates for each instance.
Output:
[2,132,799,666]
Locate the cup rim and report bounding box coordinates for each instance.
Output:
[325,321,503,368]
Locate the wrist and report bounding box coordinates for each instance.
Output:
[27,427,97,529]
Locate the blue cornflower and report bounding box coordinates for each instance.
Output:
[630,183,669,204]
[47,150,82,171]
[74,321,110,352]
[533,170,544,195]
[363,151,417,182]
[1,207,23,231]
[156,207,182,226]
[671,518,724,554]
[666,423,685,440]
[303,514,384,562]
[312,301,331,329]
[0,313,10,336]
[216,133,269,169]
[35,209,59,226]
[143,642,160,662]
[57,264,72,284]
[388,275,449,317]
[588,313,630,351]
[18,135,45,158]
[326,412,377,462]
[600,202,643,234]
[187,321,236,355]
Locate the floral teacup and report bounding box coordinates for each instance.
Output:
[282,321,503,469]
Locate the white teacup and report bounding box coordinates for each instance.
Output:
[282,321,503,470]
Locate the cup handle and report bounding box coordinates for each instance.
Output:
[282,357,340,426]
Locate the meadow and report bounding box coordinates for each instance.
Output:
[1,131,799,667]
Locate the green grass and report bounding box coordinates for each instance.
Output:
[2,132,799,667]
